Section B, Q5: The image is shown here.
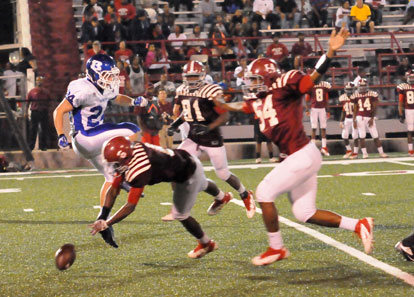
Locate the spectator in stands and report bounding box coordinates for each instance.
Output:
[404,0,414,25]
[308,0,330,28]
[234,56,248,88]
[26,76,49,151]
[187,25,209,57]
[335,1,351,30]
[365,0,385,25]
[129,9,151,56]
[81,16,104,44]
[90,0,104,23]
[149,23,166,48]
[291,32,313,69]
[154,73,176,100]
[16,48,36,75]
[136,83,163,145]
[254,117,277,163]
[160,4,176,30]
[145,4,159,25]
[397,57,411,83]
[214,14,230,36]
[223,0,244,14]
[230,9,244,30]
[114,40,133,62]
[210,24,229,57]
[251,0,281,29]
[2,63,22,98]
[266,33,290,70]
[156,14,171,39]
[85,40,106,62]
[144,43,157,69]
[276,0,301,29]
[157,88,174,149]
[103,14,125,54]
[117,60,132,96]
[350,0,375,35]
[246,21,263,57]
[128,55,147,96]
[168,25,187,54]
[169,0,194,13]
[353,67,369,86]
[407,43,414,65]
[104,4,118,24]
[115,0,136,26]
[200,0,219,30]
[297,0,312,27]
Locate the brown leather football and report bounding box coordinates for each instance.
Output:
[55,244,76,271]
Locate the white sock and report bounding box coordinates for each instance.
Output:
[345,145,351,151]
[199,234,211,245]
[215,191,225,201]
[322,138,327,148]
[377,146,384,154]
[268,231,284,250]
[311,139,316,144]
[353,146,359,153]
[361,148,367,155]
[339,216,359,231]
[409,143,413,151]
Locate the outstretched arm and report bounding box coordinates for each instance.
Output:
[53,99,73,136]
[114,94,148,107]
[310,28,350,84]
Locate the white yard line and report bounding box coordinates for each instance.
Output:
[231,199,414,287]
[0,188,21,193]
[386,160,414,167]
[0,173,102,181]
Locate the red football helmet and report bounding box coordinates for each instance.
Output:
[344,81,354,95]
[242,58,281,98]
[182,60,206,89]
[358,78,368,93]
[406,68,414,84]
[103,136,133,173]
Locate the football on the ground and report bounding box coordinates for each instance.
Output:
[55,243,76,271]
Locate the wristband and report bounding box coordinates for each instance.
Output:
[315,54,332,75]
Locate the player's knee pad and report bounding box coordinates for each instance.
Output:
[291,200,316,223]
[215,168,231,181]
[255,180,276,203]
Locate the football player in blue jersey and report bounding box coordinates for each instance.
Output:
[54,54,148,247]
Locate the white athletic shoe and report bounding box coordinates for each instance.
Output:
[380,153,388,158]
[343,150,352,159]
[255,158,262,164]
[242,190,256,219]
[188,240,218,259]
[207,192,233,216]
[161,212,174,222]
[269,157,278,163]
[355,217,374,254]
[363,154,369,159]
[321,147,330,156]
[252,247,290,266]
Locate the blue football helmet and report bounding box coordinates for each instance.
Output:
[86,54,120,91]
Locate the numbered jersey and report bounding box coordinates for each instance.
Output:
[242,70,310,156]
[339,94,354,119]
[397,83,414,110]
[65,78,119,134]
[124,142,196,188]
[307,81,331,109]
[351,91,378,117]
[175,83,225,147]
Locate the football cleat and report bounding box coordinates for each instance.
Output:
[243,190,256,219]
[188,240,218,259]
[99,226,118,248]
[409,150,414,157]
[343,150,353,159]
[395,241,414,262]
[349,153,358,159]
[269,157,278,163]
[252,247,290,266]
[255,158,262,164]
[207,192,233,216]
[363,153,369,159]
[380,153,388,158]
[161,212,174,222]
[321,147,330,156]
[355,217,374,254]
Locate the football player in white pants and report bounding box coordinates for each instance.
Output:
[397,69,414,156]
[54,54,148,207]
[339,82,359,159]
[213,28,374,266]
[351,79,387,158]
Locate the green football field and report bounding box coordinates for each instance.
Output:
[1,154,414,296]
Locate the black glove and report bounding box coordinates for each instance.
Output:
[399,114,405,124]
[167,126,177,136]
[193,124,210,136]
[99,226,119,248]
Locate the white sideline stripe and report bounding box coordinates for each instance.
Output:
[93,205,101,209]
[160,202,172,206]
[0,173,102,181]
[362,193,376,196]
[23,208,34,212]
[386,160,414,167]
[231,199,414,287]
[0,188,21,193]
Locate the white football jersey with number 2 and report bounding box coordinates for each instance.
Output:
[64,78,119,134]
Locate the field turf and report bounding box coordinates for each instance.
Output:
[1,154,414,296]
